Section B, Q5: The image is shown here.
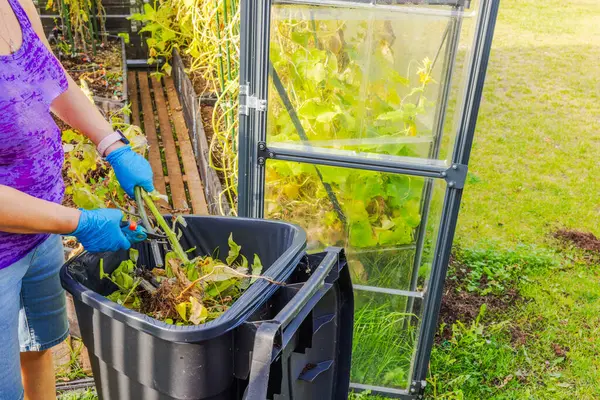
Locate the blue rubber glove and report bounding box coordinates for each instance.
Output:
[106,145,154,198]
[70,209,131,252]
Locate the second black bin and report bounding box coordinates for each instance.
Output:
[61,216,307,400]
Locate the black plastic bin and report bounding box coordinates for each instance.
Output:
[61,216,354,400]
[237,248,354,400]
[61,216,307,400]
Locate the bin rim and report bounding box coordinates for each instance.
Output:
[60,216,307,342]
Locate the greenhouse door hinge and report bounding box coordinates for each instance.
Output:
[239,84,266,116]
[409,380,427,398]
[442,163,468,189]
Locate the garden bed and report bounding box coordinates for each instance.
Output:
[171,48,230,215]
[52,35,129,124]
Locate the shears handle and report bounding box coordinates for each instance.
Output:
[120,220,148,244]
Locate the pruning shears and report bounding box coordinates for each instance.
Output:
[119,220,167,244]
[133,186,166,267]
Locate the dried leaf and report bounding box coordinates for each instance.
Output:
[207,265,241,282]
[189,297,208,325]
[175,215,188,228]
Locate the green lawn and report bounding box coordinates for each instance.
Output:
[428,0,600,398]
[354,0,600,399]
[458,0,600,246]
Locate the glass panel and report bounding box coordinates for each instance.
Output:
[352,290,423,389]
[266,2,477,163]
[264,159,446,290]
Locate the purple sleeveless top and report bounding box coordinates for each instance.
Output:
[0,0,68,269]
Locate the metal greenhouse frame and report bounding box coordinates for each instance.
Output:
[237,0,500,397]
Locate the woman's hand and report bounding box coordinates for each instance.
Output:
[106,146,155,198]
[69,208,132,252]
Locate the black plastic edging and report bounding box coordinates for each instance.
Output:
[56,378,96,393]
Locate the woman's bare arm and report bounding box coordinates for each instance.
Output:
[0,185,80,234]
[19,0,125,155]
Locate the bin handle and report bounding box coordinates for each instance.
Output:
[243,248,342,400]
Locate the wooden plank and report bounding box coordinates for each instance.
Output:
[137,72,168,205]
[127,71,141,127]
[151,76,188,211]
[164,77,209,215]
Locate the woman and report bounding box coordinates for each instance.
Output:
[0,0,155,397]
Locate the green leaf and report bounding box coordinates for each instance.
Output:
[186,264,199,281]
[205,279,237,297]
[176,302,189,322]
[72,186,105,210]
[107,291,125,304]
[117,32,130,44]
[251,254,263,283]
[307,63,326,83]
[226,234,241,265]
[162,30,176,44]
[165,252,178,278]
[316,111,339,124]
[377,109,405,122]
[143,3,156,20]
[99,259,108,280]
[122,260,135,274]
[349,220,377,248]
[114,272,134,290]
[129,248,139,264]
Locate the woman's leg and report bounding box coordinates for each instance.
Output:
[19,235,69,400]
[20,350,55,400]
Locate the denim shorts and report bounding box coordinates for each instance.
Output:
[0,235,69,400]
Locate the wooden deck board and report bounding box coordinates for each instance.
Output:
[127,71,141,128]
[164,77,209,215]
[137,72,168,204]
[150,76,188,211]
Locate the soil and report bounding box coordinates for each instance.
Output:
[201,104,225,172]
[201,103,236,206]
[181,54,214,96]
[55,41,124,100]
[436,255,522,343]
[553,229,600,252]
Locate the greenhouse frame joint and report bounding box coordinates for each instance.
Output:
[409,380,427,397]
[442,163,467,189]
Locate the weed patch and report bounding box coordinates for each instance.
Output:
[58,389,97,400]
[429,306,520,399]
[437,246,555,340]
